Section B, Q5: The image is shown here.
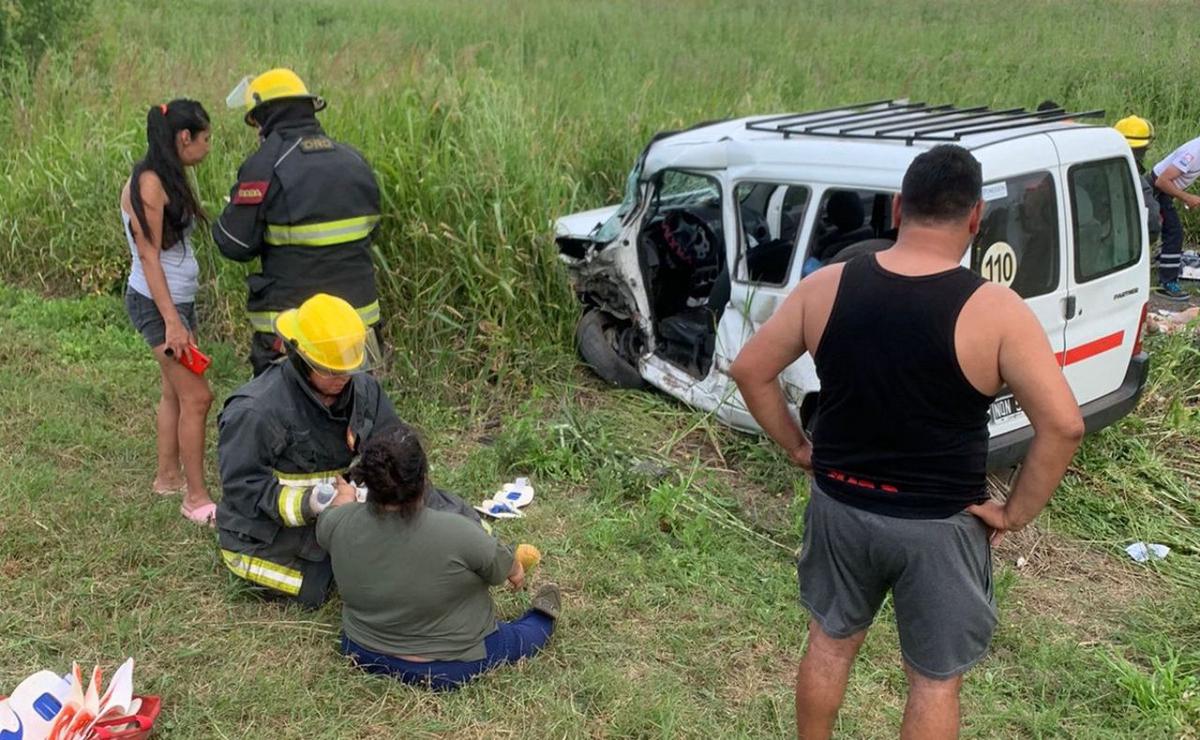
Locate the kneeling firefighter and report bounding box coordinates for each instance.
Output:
[215,294,480,608]
[213,68,383,375]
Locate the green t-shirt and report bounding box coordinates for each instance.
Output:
[316,503,514,661]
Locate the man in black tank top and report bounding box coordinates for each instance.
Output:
[730,145,1083,739]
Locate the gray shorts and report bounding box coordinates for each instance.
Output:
[125,288,197,348]
[797,483,997,679]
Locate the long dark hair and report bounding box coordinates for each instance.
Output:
[353,424,428,518]
[129,99,210,250]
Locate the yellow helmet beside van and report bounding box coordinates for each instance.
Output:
[1114,115,1154,150]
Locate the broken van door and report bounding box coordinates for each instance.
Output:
[716,180,816,429]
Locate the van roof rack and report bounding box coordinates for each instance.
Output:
[745,100,1104,146]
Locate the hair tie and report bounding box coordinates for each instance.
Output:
[159,103,168,115]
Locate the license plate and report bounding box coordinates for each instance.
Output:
[989,395,1023,424]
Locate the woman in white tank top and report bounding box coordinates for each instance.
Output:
[121,99,217,526]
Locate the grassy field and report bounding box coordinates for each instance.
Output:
[0,288,1198,739]
[3,0,1200,391]
[1,0,1200,737]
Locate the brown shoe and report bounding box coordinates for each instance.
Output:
[530,582,561,620]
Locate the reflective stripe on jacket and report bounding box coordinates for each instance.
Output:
[212,118,382,330]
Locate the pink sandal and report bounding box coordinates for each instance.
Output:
[180,501,217,527]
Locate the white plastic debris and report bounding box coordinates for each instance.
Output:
[474,500,523,519]
[1125,542,1170,563]
[496,477,534,508]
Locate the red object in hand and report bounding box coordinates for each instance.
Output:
[166,345,211,375]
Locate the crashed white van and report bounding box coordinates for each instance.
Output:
[555,101,1150,471]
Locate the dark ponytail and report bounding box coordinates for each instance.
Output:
[353,424,428,518]
[129,99,210,250]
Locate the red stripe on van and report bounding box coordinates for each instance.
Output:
[1055,331,1125,366]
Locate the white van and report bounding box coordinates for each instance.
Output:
[555,101,1150,471]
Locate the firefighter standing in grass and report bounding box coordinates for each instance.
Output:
[215,293,480,608]
[213,68,383,375]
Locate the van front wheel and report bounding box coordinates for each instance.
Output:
[575,310,645,389]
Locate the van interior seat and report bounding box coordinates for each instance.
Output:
[815,191,874,260]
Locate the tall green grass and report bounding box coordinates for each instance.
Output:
[2,0,1200,394]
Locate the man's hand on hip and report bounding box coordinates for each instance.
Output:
[966,500,1010,546]
[789,441,813,472]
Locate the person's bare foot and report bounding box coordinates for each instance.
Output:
[153,475,185,495]
[182,489,215,511]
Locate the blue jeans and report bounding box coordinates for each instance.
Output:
[1156,189,1182,283]
[341,610,555,691]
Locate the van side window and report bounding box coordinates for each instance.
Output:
[970,172,1059,298]
[734,182,810,286]
[801,189,894,276]
[1069,158,1142,282]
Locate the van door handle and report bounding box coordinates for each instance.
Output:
[1062,296,1077,319]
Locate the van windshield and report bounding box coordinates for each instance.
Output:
[589,153,649,243]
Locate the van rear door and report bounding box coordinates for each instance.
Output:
[972,135,1069,435]
[1055,133,1148,406]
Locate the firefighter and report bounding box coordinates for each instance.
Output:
[1113,115,1162,245]
[215,294,479,608]
[213,68,383,375]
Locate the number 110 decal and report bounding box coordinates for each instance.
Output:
[980,241,1017,287]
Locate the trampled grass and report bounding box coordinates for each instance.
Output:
[3,0,1200,736]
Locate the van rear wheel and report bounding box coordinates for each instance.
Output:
[576,309,644,389]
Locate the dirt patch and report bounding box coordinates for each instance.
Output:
[721,640,796,710]
[995,526,1165,643]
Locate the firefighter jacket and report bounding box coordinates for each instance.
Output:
[214,362,481,596]
[212,118,382,334]
[214,361,396,594]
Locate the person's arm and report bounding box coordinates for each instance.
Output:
[457,518,518,588]
[1153,165,1200,208]
[212,152,272,261]
[129,173,191,359]
[217,406,333,527]
[967,296,1084,543]
[315,499,351,550]
[506,558,526,591]
[728,281,815,469]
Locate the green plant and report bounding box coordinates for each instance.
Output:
[1104,649,1200,731]
[0,0,92,71]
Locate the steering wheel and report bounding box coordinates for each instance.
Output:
[661,210,719,271]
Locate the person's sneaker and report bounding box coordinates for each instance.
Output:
[530,582,561,620]
[1156,281,1190,302]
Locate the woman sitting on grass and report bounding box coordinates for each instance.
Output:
[121,99,216,526]
[317,424,561,691]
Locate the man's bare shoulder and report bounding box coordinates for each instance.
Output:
[795,263,847,302]
[970,281,1026,313]
[964,281,1039,334]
